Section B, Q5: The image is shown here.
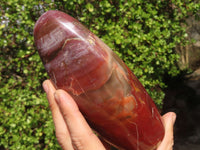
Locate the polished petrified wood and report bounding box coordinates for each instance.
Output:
[34,10,164,150]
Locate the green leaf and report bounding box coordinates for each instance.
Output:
[86,3,94,12]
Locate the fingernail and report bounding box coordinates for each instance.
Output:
[172,113,176,124]
[43,82,49,93]
[54,92,60,103]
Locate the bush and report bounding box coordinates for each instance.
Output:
[0,0,199,149]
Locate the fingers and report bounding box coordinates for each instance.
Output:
[43,80,73,150]
[157,112,176,150]
[54,90,105,150]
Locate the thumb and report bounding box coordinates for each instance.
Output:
[157,112,176,150]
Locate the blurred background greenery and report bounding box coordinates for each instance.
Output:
[0,0,199,149]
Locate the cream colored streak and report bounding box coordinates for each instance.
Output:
[61,37,83,50]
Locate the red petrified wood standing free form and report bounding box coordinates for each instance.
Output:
[34,10,164,150]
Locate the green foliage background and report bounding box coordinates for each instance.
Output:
[0,0,199,149]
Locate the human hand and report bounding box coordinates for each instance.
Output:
[43,80,176,150]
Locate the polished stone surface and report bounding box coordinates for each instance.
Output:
[34,10,164,150]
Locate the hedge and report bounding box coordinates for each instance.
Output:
[0,0,199,149]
